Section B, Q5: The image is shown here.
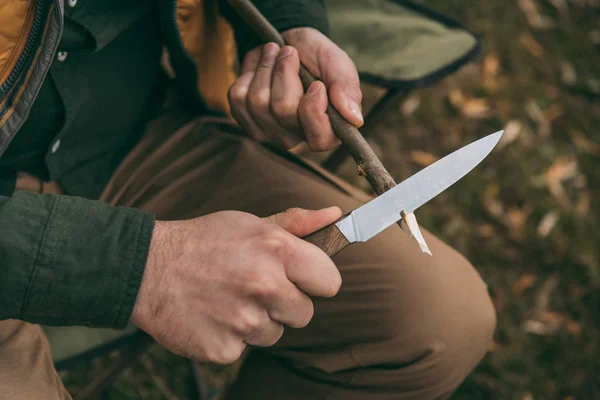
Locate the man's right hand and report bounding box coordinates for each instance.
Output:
[130,207,342,364]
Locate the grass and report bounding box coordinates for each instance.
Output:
[62,0,599,398]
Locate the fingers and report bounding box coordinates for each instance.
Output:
[298,83,340,151]
[246,43,290,145]
[314,44,364,128]
[243,317,285,347]
[271,46,304,132]
[264,207,343,297]
[228,48,267,142]
[265,206,342,237]
[266,279,315,329]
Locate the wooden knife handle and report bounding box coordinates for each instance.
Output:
[303,224,351,257]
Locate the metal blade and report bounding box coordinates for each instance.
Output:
[336,130,504,243]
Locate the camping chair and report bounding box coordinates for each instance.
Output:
[46,0,481,398]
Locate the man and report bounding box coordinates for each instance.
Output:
[0,0,496,399]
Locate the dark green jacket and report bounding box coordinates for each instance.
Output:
[0,0,328,328]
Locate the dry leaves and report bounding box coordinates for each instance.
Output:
[519,0,555,28]
[482,53,501,90]
[401,95,421,117]
[525,99,551,137]
[513,273,538,297]
[498,120,524,149]
[449,88,491,119]
[570,130,600,155]
[560,61,577,86]
[506,205,533,233]
[575,191,591,216]
[483,183,505,218]
[543,157,579,208]
[520,32,545,58]
[537,211,560,237]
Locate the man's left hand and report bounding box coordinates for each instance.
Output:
[228,27,363,151]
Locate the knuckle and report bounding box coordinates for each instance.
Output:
[235,311,262,336]
[271,98,298,118]
[228,83,247,106]
[262,229,290,253]
[252,274,281,300]
[209,344,244,364]
[284,207,303,220]
[248,89,271,109]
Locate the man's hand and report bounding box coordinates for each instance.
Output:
[228,27,363,151]
[131,207,342,364]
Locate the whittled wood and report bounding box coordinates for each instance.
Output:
[227,0,399,196]
[303,224,351,257]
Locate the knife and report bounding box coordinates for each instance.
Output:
[304,130,504,257]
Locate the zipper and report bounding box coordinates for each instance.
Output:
[0,0,48,95]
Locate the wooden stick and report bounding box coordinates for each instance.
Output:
[226,0,398,195]
[227,0,431,254]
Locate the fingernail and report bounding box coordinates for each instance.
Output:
[277,46,293,60]
[348,100,364,124]
[307,82,321,95]
[264,43,279,57]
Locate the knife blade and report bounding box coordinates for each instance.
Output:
[304,130,504,256]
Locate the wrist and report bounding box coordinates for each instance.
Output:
[131,220,170,329]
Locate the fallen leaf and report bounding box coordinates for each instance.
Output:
[537,211,560,237]
[549,0,569,14]
[586,78,600,94]
[545,103,564,122]
[507,205,533,231]
[447,89,490,118]
[560,61,577,85]
[461,98,491,119]
[448,88,465,108]
[545,158,578,182]
[483,183,504,218]
[524,311,564,335]
[513,274,538,297]
[544,157,578,208]
[401,95,421,117]
[477,224,495,237]
[519,0,555,29]
[525,99,551,137]
[409,150,439,167]
[569,130,600,155]
[483,53,501,78]
[520,32,545,58]
[566,319,582,337]
[498,120,523,149]
[575,191,591,216]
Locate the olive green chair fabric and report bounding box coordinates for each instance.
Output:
[328,0,479,87]
[45,0,480,366]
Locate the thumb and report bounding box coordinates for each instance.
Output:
[327,77,364,128]
[264,207,342,237]
[318,46,364,128]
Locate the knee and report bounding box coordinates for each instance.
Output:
[352,253,496,397]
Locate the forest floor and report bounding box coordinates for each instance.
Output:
[63,0,599,399]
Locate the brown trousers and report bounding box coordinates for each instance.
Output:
[0,112,496,399]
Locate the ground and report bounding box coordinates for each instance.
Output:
[62,0,599,398]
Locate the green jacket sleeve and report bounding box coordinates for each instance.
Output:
[0,192,154,329]
[220,0,330,60]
